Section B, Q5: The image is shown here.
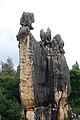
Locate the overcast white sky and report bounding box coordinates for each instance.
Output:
[0,0,80,69]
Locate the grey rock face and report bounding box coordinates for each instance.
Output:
[40,29,46,42]
[20,12,35,29]
[16,26,30,41]
[72,61,79,69]
[46,27,51,42]
[51,34,70,92]
[17,12,71,120]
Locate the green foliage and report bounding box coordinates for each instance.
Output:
[0,58,21,120]
[69,66,80,114]
[1,57,16,76]
[72,107,80,114]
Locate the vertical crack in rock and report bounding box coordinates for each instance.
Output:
[17,12,71,120]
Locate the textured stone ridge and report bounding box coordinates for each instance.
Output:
[17,12,71,120]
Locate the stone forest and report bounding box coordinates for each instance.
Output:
[16,12,80,120]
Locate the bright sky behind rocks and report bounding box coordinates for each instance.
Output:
[0,0,80,69]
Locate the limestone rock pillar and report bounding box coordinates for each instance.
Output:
[17,12,71,120]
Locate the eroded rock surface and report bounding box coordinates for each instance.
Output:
[17,12,71,120]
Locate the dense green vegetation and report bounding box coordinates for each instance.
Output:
[0,58,21,120]
[69,62,80,114]
[0,58,80,119]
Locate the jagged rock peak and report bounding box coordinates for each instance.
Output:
[72,61,79,69]
[20,12,35,30]
[40,29,46,42]
[46,27,51,42]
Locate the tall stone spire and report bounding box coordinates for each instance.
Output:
[17,12,71,120]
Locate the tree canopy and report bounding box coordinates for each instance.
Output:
[0,58,21,120]
[69,62,80,114]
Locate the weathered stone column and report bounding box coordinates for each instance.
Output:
[17,12,71,120]
[17,12,35,120]
[20,34,35,119]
